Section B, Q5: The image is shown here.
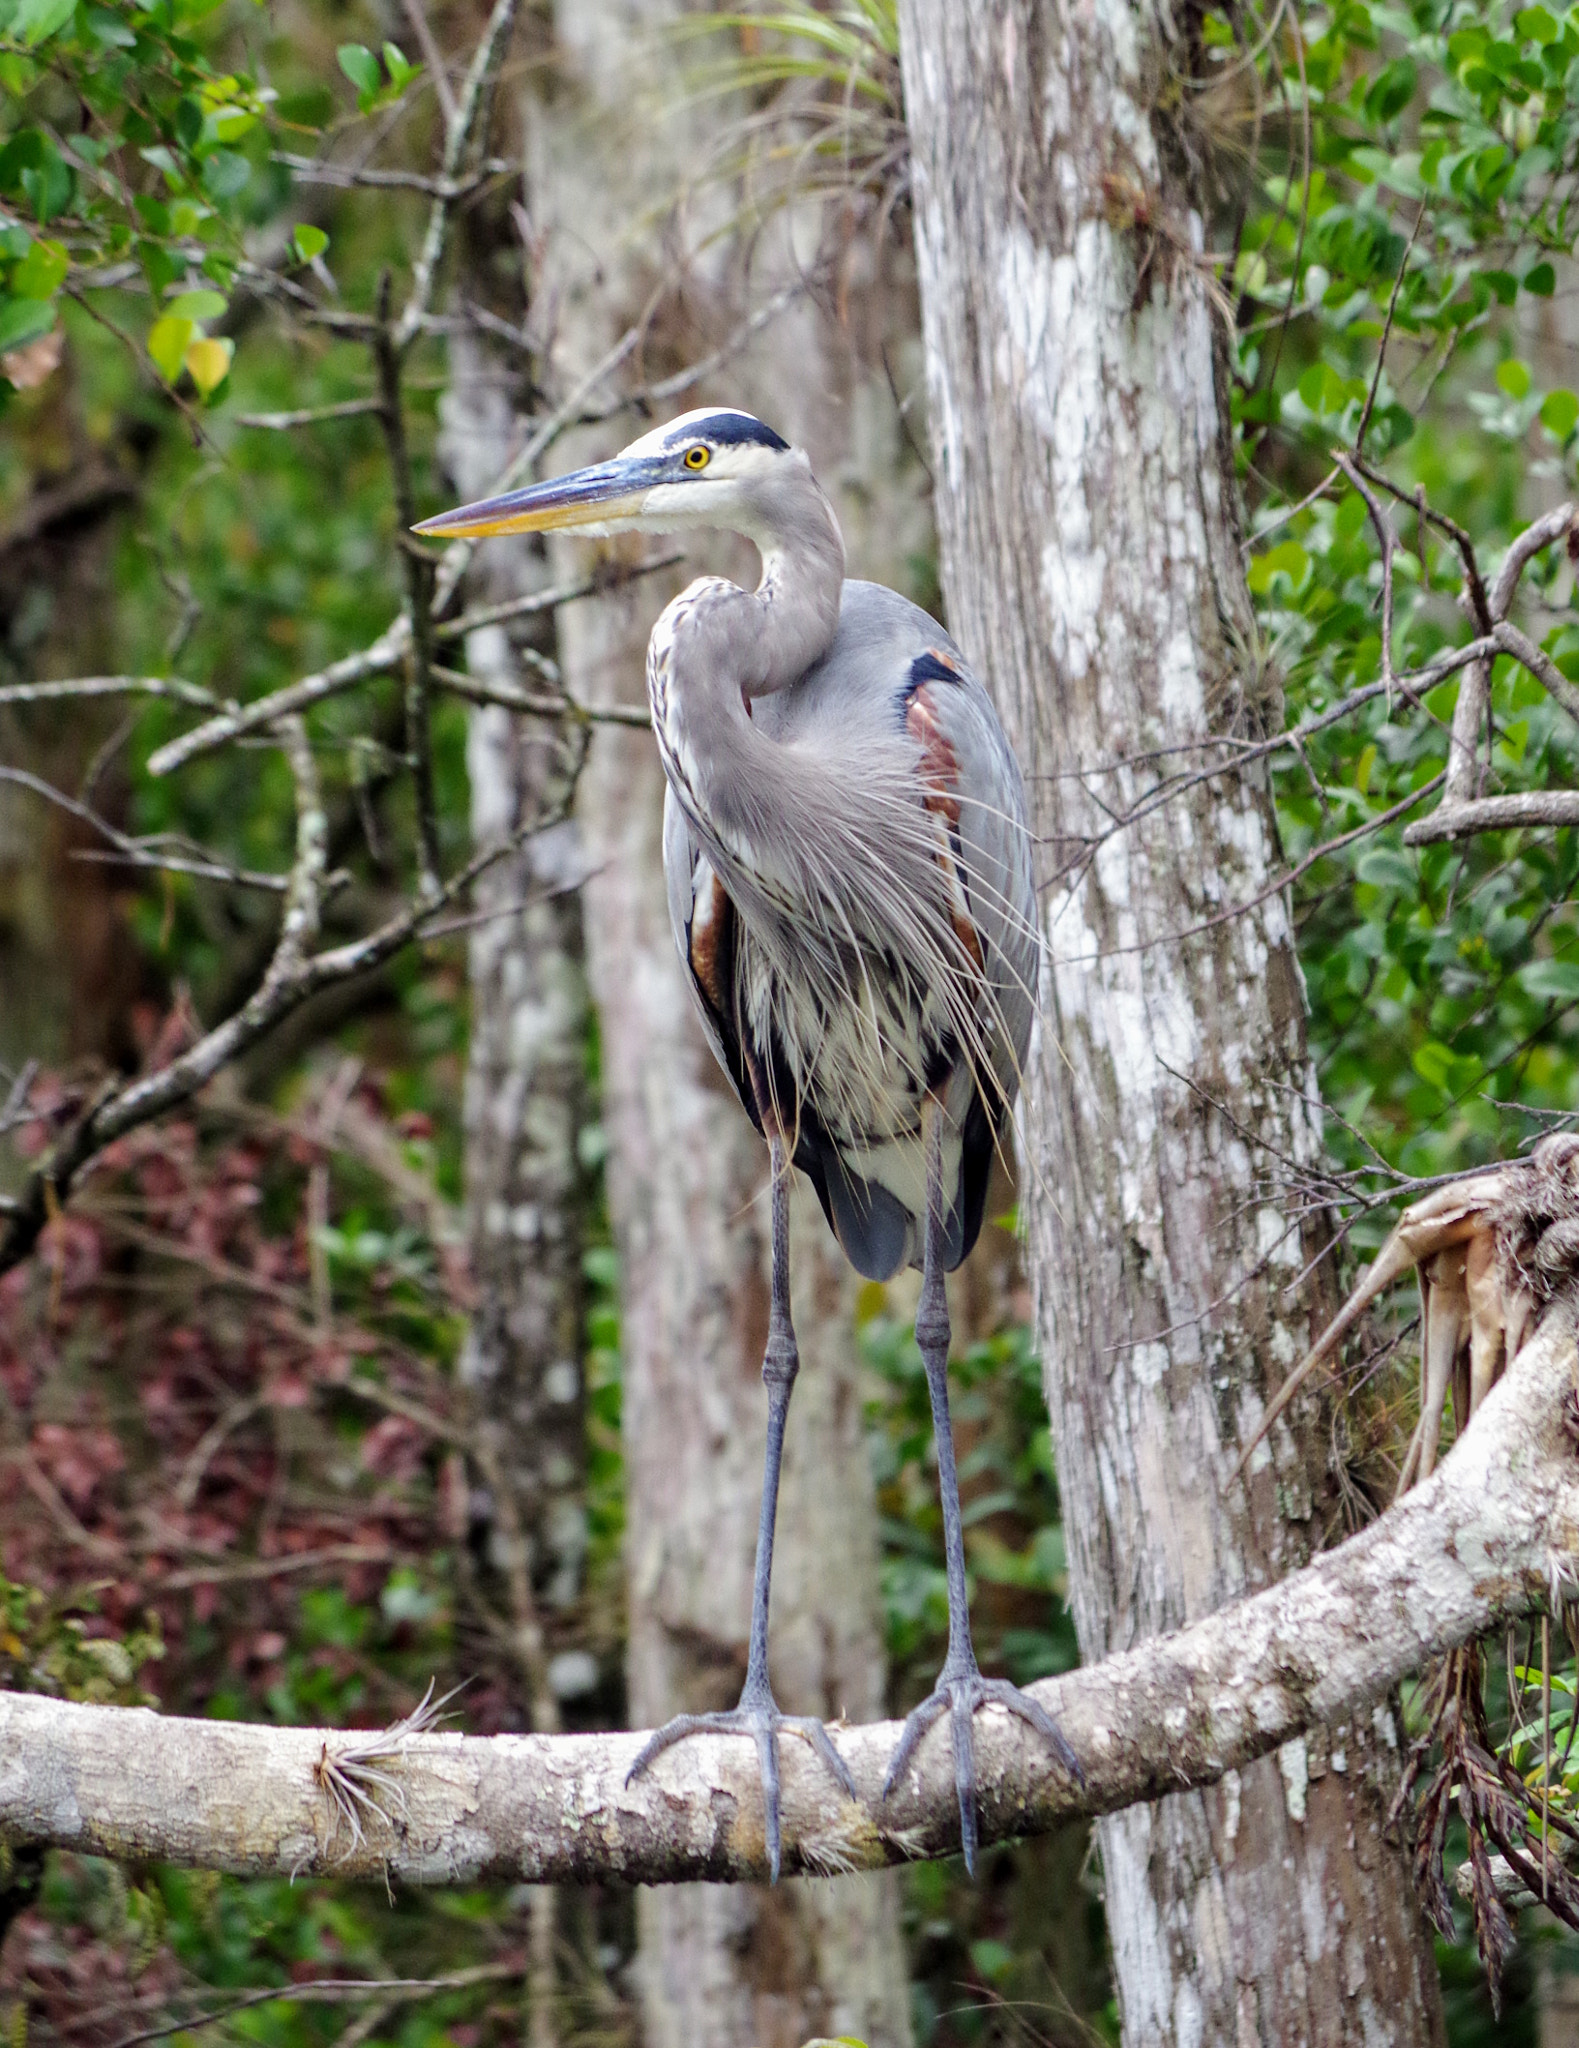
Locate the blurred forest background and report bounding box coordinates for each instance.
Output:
[1,0,1579,2042]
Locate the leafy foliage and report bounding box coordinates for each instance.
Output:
[1225,0,1579,1205]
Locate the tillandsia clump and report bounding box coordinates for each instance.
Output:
[1262,1134,1579,2011]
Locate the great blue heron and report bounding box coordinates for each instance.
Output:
[416,406,1078,1876]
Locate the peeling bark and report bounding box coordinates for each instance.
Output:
[0,1310,1573,1884]
[896,3,1445,2040]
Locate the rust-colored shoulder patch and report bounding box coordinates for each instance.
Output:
[905,685,963,827]
[688,865,734,1017]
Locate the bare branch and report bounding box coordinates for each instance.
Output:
[146,626,410,776]
[273,152,512,196]
[432,552,683,641]
[147,556,679,779]
[400,0,459,127]
[1490,503,1576,620]
[431,663,651,727]
[394,0,521,351]
[0,765,290,893]
[374,271,442,896]
[0,775,575,1279]
[0,674,224,712]
[0,1311,1571,1881]
[235,398,385,431]
[1404,791,1579,846]
[1492,619,1579,729]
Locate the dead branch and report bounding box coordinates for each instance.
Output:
[0,774,578,1279]
[1404,791,1579,846]
[0,1300,1573,1883]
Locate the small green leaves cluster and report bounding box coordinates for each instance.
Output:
[1221,2,1579,1199]
[0,0,427,402]
[336,38,419,115]
[0,0,272,392]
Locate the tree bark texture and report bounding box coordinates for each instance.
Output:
[527,11,916,2044]
[896,5,1445,2043]
[441,333,590,1732]
[0,1308,1574,1882]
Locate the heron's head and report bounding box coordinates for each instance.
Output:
[413,407,811,544]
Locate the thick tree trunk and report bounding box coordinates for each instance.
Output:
[896,5,1446,2043]
[442,334,590,1730]
[530,13,913,2043]
[442,331,591,2048]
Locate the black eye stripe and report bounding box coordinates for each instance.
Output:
[664,411,789,452]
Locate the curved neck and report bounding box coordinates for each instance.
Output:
[651,461,846,869]
[739,461,846,696]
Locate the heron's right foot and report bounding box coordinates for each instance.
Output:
[882,1651,1081,1876]
[625,1677,858,1883]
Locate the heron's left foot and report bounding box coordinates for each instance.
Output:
[882,1652,1081,1875]
[625,1676,858,1884]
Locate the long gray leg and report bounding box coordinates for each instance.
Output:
[882,1102,1080,1874]
[625,1135,856,1881]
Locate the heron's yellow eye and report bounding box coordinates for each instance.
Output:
[683,445,710,471]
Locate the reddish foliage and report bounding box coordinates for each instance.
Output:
[0,1075,469,1726]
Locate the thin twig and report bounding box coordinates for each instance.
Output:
[374,270,442,897]
[0,674,224,712]
[273,153,512,196]
[400,0,459,125]
[394,0,521,351]
[235,397,385,430]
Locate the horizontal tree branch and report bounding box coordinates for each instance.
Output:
[2,1310,1574,1885]
[1404,791,1579,845]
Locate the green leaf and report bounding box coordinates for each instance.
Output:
[9,234,64,297]
[146,312,194,382]
[381,39,415,84]
[291,223,328,263]
[1365,58,1418,123]
[0,293,54,352]
[1516,5,1559,40]
[1355,847,1416,891]
[337,41,380,97]
[1247,539,1309,594]
[12,0,75,45]
[1497,357,1532,399]
[1542,389,1579,440]
[1525,260,1557,296]
[1520,958,1579,1000]
[201,150,249,200]
[82,5,132,44]
[165,288,225,323]
[1411,1040,1458,1090]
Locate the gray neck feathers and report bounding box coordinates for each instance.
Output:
[746,459,845,695]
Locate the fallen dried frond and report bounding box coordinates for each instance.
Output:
[1251,1134,1579,2014]
[1239,1134,1579,1488]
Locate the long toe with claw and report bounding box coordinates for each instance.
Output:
[882,1653,1080,1875]
[626,1680,858,1883]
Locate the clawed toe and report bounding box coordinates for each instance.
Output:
[625,1694,857,1883]
[882,1667,1079,1877]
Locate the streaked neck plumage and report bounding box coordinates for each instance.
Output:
[649,456,845,841]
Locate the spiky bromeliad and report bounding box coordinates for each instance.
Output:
[417,407,1078,1878]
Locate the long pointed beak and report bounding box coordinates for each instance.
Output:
[412,455,669,539]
